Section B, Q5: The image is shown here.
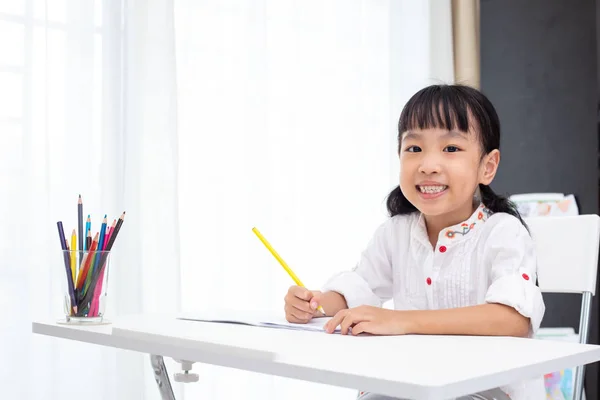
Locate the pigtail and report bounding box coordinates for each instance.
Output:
[480,184,539,285]
[479,184,528,231]
[386,185,418,217]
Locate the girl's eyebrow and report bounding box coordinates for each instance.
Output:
[401,131,419,141]
[401,130,468,141]
[442,130,469,140]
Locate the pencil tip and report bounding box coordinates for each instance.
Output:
[104,214,107,218]
[78,194,81,198]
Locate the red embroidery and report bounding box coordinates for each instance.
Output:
[439,245,447,253]
[522,273,530,281]
[441,204,490,240]
[426,277,432,285]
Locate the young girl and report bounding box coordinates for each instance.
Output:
[283,85,546,400]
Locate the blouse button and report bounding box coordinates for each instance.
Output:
[426,277,432,285]
[522,273,530,281]
[439,245,447,253]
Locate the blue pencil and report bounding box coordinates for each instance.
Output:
[84,215,90,251]
[92,215,107,274]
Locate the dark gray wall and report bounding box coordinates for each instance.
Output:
[481,0,598,397]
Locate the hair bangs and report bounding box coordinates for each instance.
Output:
[398,85,473,135]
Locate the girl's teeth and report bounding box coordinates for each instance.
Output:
[419,185,447,194]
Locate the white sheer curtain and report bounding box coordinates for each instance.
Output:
[3,0,453,399]
[2,0,180,399]
[174,1,453,400]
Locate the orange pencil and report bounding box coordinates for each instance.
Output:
[76,232,99,290]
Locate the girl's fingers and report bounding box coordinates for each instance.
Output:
[325,310,347,333]
[351,321,370,336]
[285,288,314,313]
[289,285,312,300]
[290,298,313,314]
[284,304,312,323]
[340,313,357,335]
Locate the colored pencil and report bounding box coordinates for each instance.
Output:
[91,218,115,316]
[84,215,90,250]
[103,228,110,250]
[57,221,77,314]
[83,246,97,297]
[80,212,125,312]
[105,212,125,251]
[70,229,77,282]
[93,215,108,274]
[78,195,83,266]
[90,265,107,317]
[76,233,99,291]
[103,219,116,251]
[252,227,325,315]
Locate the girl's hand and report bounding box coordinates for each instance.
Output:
[284,286,324,324]
[324,305,412,335]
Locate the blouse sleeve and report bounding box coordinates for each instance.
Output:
[320,220,394,308]
[484,216,546,334]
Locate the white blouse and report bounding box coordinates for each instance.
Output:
[321,203,546,400]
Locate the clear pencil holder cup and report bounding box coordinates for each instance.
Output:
[61,249,111,323]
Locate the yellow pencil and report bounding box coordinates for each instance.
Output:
[70,229,77,282]
[252,227,325,315]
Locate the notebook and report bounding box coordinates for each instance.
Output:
[178,310,339,333]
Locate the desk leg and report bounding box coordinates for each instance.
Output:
[150,355,176,400]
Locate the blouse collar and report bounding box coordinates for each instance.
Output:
[411,203,492,249]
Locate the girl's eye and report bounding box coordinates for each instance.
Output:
[444,146,460,153]
[405,146,421,153]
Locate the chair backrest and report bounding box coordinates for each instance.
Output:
[525,214,600,295]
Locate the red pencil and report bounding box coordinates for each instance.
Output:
[103,219,116,251]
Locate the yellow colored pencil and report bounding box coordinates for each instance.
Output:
[252,227,325,315]
[70,229,77,282]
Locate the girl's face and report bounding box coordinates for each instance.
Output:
[399,126,499,221]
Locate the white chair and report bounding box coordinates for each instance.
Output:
[526,214,600,400]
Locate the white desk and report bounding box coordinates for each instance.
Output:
[33,314,600,400]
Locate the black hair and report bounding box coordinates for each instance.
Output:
[386,84,527,228]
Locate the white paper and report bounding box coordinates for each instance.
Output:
[178,310,339,333]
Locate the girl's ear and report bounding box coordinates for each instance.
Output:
[480,149,500,185]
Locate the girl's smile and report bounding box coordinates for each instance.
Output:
[416,181,448,200]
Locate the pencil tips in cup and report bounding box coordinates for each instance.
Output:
[63,246,112,323]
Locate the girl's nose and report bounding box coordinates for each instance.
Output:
[418,154,442,175]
